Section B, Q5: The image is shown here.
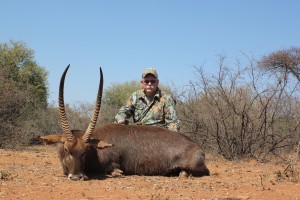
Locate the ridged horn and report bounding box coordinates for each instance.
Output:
[59,64,74,142]
[82,67,103,142]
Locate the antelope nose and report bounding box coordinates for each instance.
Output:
[68,173,86,181]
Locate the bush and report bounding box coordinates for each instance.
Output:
[178,55,300,160]
[0,41,48,148]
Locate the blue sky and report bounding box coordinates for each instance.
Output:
[1,0,300,104]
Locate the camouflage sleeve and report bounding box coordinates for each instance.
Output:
[164,95,180,132]
[114,93,135,124]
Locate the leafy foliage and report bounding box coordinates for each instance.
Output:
[104,80,141,108]
[0,41,48,148]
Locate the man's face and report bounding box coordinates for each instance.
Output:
[141,74,159,96]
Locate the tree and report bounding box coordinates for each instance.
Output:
[258,47,300,81]
[258,47,300,163]
[0,40,48,147]
[0,40,48,106]
[103,80,141,109]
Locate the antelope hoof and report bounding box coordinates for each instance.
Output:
[179,170,188,179]
[108,169,123,177]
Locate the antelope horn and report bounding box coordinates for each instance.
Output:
[82,67,103,142]
[59,65,74,142]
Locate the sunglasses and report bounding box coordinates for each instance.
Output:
[143,80,157,84]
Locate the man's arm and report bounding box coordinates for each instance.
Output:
[164,95,180,132]
[114,94,135,124]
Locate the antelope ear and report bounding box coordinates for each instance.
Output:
[40,134,66,144]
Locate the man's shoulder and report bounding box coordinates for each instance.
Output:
[130,89,145,99]
[158,89,173,99]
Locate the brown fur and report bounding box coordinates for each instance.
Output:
[41,124,210,180]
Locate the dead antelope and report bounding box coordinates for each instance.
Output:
[40,65,210,180]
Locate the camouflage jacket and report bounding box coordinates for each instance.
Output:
[115,88,180,132]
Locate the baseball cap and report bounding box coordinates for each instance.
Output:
[142,68,158,78]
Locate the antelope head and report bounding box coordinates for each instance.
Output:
[40,65,106,180]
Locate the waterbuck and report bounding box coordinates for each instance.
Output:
[40,65,210,180]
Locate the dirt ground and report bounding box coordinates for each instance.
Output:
[0,145,299,200]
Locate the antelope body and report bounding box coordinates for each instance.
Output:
[40,65,210,180]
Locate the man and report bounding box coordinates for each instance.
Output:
[115,67,180,132]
